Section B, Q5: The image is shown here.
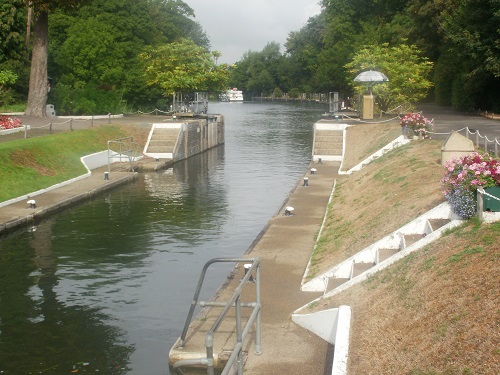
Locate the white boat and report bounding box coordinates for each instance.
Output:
[225,88,244,102]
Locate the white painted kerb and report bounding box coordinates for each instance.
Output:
[292,305,351,375]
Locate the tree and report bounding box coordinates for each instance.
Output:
[346,43,433,111]
[139,38,229,96]
[25,0,89,117]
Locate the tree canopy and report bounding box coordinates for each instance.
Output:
[346,43,433,112]
[140,38,229,95]
[2,0,499,114]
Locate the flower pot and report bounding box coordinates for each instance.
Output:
[483,186,500,212]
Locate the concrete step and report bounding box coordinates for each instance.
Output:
[315,135,343,142]
[326,277,349,292]
[352,262,375,278]
[428,218,450,231]
[148,139,176,147]
[151,134,178,141]
[378,248,399,263]
[314,149,343,156]
[404,233,426,247]
[147,145,171,153]
[314,141,343,148]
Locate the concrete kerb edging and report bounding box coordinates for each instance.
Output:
[291,306,352,375]
[301,179,338,284]
[0,150,121,209]
[301,202,462,292]
[338,135,410,174]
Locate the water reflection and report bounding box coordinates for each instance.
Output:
[0,101,326,374]
[0,221,134,374]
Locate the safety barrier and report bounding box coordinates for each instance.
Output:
[172,257,261,375]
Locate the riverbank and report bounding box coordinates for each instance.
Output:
[0,166,137,236]
[1,105,498,374]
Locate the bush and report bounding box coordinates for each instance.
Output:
[400,113,433,139]
[289,88,300,98]
[50,83,125,115]
[441,152,500,218]
[272,87,284,98]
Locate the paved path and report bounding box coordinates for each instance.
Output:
[0,167,137,235]
[418,103,500,144]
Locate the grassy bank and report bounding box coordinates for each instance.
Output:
[306,126,499,374]
[0,125,145,202]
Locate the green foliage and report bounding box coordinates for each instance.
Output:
[288,88,300,98]
[0,70,18,106]
[3,0,499,112]
[229,42,285,96]
[272,87,284,98]
[140,38,229,95]
[0,0,27,62]
[346,43,433,111]
[50,83,126,115]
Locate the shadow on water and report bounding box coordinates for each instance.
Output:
[0,101,327,374]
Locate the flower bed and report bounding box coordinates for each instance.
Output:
[400,113,433,139]
[0,115,23,130]
[441,152,500,218]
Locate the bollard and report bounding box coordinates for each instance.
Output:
[284,206,294,216]
[303,177,309,187]
[104,171,110,180]
[310,168,317,175]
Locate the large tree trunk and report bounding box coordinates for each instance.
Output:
[25,10,48,117]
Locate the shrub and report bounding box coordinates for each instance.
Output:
[400,113,433,139]
[441,152,500,218]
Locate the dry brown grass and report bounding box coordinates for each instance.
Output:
[308,130,445,279]
[305,122,500,374]
[322,222,499,374]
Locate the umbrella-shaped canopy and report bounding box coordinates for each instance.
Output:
[354,70,389,83]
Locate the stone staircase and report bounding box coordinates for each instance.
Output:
[302,202,463,295]
[314,130,344,157]
[145,128,179,154]
[143,124,181,159]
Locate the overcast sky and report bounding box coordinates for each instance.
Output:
[186,0,322,64]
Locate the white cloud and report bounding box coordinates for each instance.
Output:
[186,0,322,63]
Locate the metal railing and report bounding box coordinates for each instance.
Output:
[173,257,262,375]
[429,127,500,157]
[107,137,141,172]
[476,187,500,221]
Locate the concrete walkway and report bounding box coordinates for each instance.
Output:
[169,161,339,375]
[242,161,339,374]
[0,167,137,235]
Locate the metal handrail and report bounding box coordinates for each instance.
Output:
[173,257,262,375]
[107,137,140,171]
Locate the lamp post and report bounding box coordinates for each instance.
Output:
[354,70,388,120]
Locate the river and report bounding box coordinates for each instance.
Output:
[0,101,327,374]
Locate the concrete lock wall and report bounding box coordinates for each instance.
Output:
[175,116,224,161]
